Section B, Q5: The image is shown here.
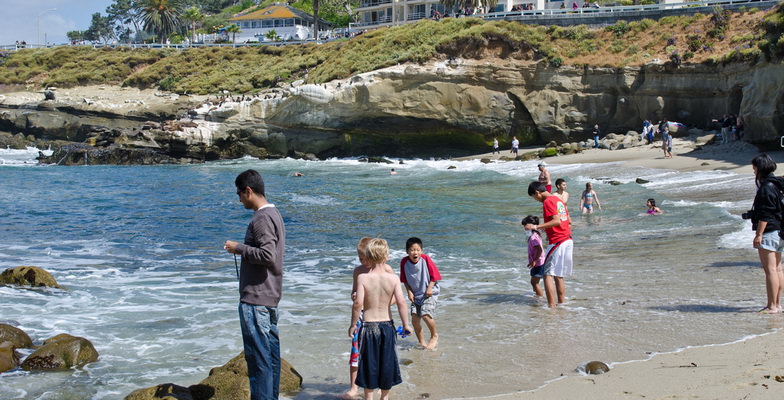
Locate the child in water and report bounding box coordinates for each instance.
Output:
[400,237,442,350]
[646,198,663,215]
[522,215,545,297]
[342,238,396,399]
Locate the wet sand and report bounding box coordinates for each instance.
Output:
[452,137,784,399]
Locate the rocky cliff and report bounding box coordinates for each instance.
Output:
[1,57,781,163]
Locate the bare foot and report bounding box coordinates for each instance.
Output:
[425,334,439,350]
[338,390,359,399]
[758,307,780,314]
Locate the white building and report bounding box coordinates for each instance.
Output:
[355,0,566,27]
[227,4,332,42]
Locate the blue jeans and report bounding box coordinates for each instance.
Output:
[594,135,599,148]
[239,303,280,400]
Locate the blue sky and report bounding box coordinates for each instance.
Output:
[1,0,111,45]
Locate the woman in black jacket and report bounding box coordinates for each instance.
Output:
[751,153,784,313]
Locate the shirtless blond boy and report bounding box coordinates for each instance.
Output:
[350,238,412,400]
[342,238,395,400]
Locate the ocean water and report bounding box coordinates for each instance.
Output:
[0,155,780,400]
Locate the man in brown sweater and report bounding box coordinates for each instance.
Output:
[224,169,286,400]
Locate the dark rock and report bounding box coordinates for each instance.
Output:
[358,156,394,164]
[124,354,302,400]
[584,360,610,375]
[125,383,194,400]
[635,178,650,184]
[43,90,56,101]
[0,266,60,288]
[480,158,491,164]
[0,323,33,348]
[0,341,20,373]
[20,334,98,371]
[608,180,621,186]
[447,165,456,169]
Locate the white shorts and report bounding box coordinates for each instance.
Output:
[759,230,784,253]
[542,239,573,277]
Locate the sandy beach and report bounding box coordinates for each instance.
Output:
[461,135,784,175]
[455,136,784,400]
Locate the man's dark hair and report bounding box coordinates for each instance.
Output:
[405,237,423,251]
[752,153,777,186]
[235,169,265,197]
[555,178,566,187]
[528,181,547,196]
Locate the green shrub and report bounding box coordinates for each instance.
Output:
[606,20,630,37]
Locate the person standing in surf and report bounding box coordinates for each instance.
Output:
[525,182,573,308]
[224,169,286,400]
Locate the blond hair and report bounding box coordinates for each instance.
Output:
[357,237,373,253]
[365,238,389,263]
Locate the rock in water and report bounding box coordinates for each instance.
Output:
[0,324,33,348]
[124,353,302,399]
[635,178,650,184]
[0,341,20,372]
[585,360,610,374]
[0,266,60,288]
[125,383,194,400]
[20,334,98,371]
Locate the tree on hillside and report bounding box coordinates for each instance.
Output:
[440,0,498,14]
[182,6,205,44]
[84,13,116,44]
[66,30,86,44]
[106,0,143,43]
[225,23,241,43]
[137,0,184,43]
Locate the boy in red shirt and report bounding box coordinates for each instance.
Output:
[524,182,574,308]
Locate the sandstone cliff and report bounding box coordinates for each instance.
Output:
[1,58,781,162]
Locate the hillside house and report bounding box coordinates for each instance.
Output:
[227,4,332,42]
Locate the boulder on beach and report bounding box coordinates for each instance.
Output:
[0,323,33,348]
[124,353,302,400]
[0,341,20,373]
[0,266,60,288]
[584,360,610,374]
[20,334,98,371]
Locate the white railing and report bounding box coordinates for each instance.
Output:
[484,0,775,21]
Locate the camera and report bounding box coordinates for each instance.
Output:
[741,210,755,220]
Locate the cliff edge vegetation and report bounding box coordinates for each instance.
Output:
[1,3,783,96]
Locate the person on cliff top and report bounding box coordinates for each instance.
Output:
[341,237,396,399]
[525,181,574,308]
[400,237,442,350]
[538,161,552,193]
[350,238,411,400]
[224,169,286,400]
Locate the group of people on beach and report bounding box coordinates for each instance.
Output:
[223,162,674,400]
[224,169,443,400]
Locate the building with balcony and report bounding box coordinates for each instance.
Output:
[227,3,332,42]
[355,0,567,28]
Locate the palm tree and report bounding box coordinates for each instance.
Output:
[137,0,183,43]
[182,6,204,44]
[225,24,241,44]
